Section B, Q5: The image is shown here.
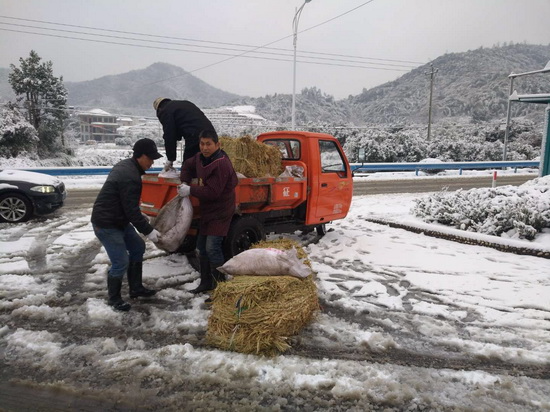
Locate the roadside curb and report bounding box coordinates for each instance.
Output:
[366,218,550,259]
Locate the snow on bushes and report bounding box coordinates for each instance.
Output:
[412,176,550,240]
[0,105,39,158]
[342,118,541,163]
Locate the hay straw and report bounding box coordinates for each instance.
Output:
[220,136,283,178]
[206,238,319,355]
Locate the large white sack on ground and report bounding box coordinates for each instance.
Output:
[218,247,311,278]
[153,195,193,252]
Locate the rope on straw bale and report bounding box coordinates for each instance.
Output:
[207,238,319,356]
[220,135,284,178]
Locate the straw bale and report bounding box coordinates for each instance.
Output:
[220,136,283,178]
[206,238,319,355]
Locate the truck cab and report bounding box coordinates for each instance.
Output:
[258,131,353,228]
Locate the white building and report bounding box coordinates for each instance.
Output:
[78,109,119,142]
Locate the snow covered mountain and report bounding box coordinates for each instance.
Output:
[347,43,550,125]
[247,43,550,126]
[64,62,242,115]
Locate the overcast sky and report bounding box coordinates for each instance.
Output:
[1,0,549,99]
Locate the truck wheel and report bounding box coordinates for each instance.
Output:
[223,216,265,260]
[316,223,327,236]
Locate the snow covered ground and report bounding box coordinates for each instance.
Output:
[1,175,549,410]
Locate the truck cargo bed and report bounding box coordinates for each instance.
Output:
[140,174,307,217]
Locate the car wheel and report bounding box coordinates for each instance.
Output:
[0,193,33,223]
[223,216,265,260]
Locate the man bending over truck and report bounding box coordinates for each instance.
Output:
[153,97,218,175]
[178,130,238,294]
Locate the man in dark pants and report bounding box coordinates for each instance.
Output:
[153,98,217,173]
[91,138,162,311]
[179,131,238,294]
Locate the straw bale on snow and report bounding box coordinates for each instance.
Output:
[206,239,319,355]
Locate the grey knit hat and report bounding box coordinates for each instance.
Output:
[153,97,170,111]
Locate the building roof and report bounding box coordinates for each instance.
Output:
[79,108,113,116]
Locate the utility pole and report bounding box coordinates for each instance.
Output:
[425,63,438,139]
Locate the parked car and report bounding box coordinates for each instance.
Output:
[0,170,66,223]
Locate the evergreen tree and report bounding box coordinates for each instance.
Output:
[8,50,68,157]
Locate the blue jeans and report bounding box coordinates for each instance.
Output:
[93,224,145,279]
[196,234,225,265]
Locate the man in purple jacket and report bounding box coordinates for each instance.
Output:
[179,131,238,294]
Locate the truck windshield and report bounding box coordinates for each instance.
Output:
[264,139,301,160]
[319,140,347,177]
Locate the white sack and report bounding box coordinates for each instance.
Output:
[153,195,193,252]
[218,247,311,278]
[278,165,304,178]
[158,168,180,179]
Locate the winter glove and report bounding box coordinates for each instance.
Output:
[159,160,179,178]
[177,183,191,197]
[162,161,174,172]
[146,229,160,243]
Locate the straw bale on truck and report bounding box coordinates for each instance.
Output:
[206,239,319,356]
[220,135,284,178]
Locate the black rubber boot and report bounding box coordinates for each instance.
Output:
[191,256,214,294]
[185,251,200,272]
[107,276,131,311]
[204,262,226,304]
[210,261,226,285]
[128,261,157,298]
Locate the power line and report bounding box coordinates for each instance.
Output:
[0,28,413,73]
[0,22,417,69]
[0,14,424,66]
[1,1,416,103]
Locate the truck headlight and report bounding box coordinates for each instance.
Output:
[30,185,56,193]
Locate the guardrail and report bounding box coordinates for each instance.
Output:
[350,160,539,175]
[18,166,164,176]
[15,161,539,177]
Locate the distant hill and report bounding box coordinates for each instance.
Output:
[65,62,242,116]
[346,43,550,125]
[245,43,550,126]
[1,44,549,125]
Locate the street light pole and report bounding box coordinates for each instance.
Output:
[503,76,514,161]
[291,0,312,130]
[503,60,550,160]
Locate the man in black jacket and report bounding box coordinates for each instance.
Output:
[91,138,162,311]
[153,98,217,173]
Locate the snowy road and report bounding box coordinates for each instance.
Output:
[62,174,535,209]
[1,193,549,411]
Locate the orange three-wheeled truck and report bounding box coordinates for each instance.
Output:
[140,131,353,260]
